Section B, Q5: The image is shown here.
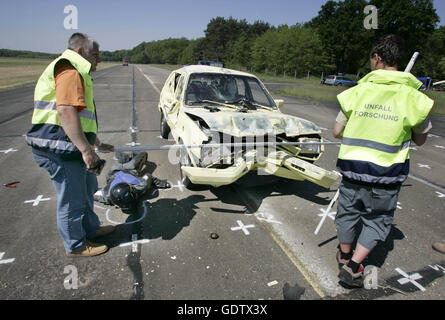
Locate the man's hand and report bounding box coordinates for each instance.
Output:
[333,122,345,139]
[82,148,101,170]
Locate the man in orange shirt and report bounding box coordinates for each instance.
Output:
[27,33,115,257]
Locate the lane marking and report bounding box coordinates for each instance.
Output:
[136,66,161,95]
[235,186,326,298]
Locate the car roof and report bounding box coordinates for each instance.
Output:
[175,65,257,79]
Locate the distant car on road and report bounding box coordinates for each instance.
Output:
[323,75,357,87]
[122,59,129,66]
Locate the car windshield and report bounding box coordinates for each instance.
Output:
[185,73,276,109]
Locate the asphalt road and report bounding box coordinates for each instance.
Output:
[0,65,444,302]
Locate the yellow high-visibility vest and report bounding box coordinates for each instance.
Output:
[337,69,433,185]
[26,49,97,156]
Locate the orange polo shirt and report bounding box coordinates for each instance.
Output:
[54,59,87,112]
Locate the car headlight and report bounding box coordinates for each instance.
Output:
[298,137,321,154]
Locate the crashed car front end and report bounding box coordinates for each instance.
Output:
[180,109,339,189]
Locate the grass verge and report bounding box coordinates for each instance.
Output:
[0,57,119,91]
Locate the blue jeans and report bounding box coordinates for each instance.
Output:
[33,154,100,253]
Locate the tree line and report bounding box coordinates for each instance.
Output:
[2,0,444,80]
[0,49,58,59]
[100,0,444,80]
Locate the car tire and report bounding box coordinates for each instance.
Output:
[178,140,197,190]
[160,111,170,139]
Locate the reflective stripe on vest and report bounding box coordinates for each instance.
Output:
[34,100,96,121]
[25,136,77,152]
[341,137,411,154]
[336,70,434,185]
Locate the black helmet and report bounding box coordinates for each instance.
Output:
[109,182,137,210]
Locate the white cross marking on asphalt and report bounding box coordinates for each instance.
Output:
[231,220,255,235]
[395,267,426,292]
[0,148,17,154]
[434,145,445,150]
[409,146,417,151]
[317,208,336,220]
[24,195,51,206]
[417,163,431,169]
[0,252,15,265]
[397,202,402,210]
[314,188,340,235]
[436,191,445,198]
[428,134,440,138]
[170,181,184,192]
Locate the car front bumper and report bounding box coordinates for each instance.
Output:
[181,150,340,188]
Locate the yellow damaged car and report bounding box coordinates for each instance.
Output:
[158,65,339,189]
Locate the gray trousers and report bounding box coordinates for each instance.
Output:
[335,180,400,250]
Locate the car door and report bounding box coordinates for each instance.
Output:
[168,73,185,128]
[161,72,183,126]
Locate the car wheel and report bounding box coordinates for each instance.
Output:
[160,111,170,139]
[178,140,196,190]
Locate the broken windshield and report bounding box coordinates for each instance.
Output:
[185,73,277,109]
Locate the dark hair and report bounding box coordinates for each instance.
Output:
[370,35,405,67]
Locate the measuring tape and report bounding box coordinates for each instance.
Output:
[107,141,342,152]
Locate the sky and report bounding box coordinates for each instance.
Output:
[0,0,444,53]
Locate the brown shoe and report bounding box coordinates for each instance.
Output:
[66,241,108,257]
[432,242,445,254]
[89,225,116,239]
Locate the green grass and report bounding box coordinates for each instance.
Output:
[0,57,119,91]
[425,91,445,116]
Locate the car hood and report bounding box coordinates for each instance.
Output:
[184,108,320,137]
